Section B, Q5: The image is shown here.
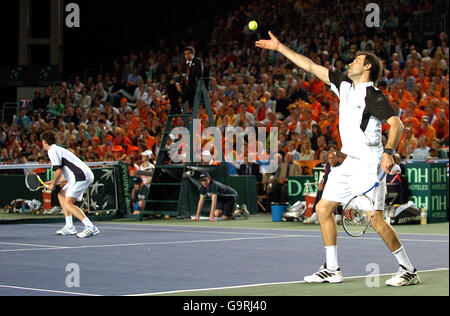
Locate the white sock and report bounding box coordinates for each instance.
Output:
[325,246,339,271]
[65,216,73,228]
[82,217,94,229]
[393,246,414,272]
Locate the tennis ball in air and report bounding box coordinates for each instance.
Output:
[248,21,258,31]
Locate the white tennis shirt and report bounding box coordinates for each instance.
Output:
[328,70,397,164]
[47,145,94,182]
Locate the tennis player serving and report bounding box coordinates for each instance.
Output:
[256,32,420,286]
[41,130,100,238]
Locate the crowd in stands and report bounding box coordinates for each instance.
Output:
[1,0,448,200]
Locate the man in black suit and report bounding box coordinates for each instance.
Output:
[238,156,262,182]
[182,46,203,106]
[168,46,204,114]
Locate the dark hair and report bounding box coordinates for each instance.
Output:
[41,130,57,146]
[357,51,383,83]
[184,46,196,56]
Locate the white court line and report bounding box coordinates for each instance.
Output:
[33,224,301,237]
[0,235,302,253]
[32,223,450,239]
[0,242,66,249]
[1,268,447,297]
[0,232,447,254]
[96,221,450,237]
[125,268,450,296]
[0,284,101,296]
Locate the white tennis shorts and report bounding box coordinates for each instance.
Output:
[321,156,386,211]
[62,178,94,202]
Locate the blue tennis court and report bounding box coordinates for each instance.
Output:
[0,222,448,296]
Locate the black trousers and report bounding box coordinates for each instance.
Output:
[268,183,289,207]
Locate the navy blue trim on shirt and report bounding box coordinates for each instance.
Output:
[361,86,398,132]
[62,158,86,182]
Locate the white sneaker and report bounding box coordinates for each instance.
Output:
[385,265,420,287]
[56,226,77,236]
[241,204,250,219]
[76,226,100,239]
[304,264,343,284]
[303,212,319,224]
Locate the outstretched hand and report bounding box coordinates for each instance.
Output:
[255,31,281,51]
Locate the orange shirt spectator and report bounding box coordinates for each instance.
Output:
[128,162,137,176]
[394,89,413,110]
[266,113,282,133]
[90,137,104,159]
[402,116,420,132]
[129,116,141,133]
[112,145,125,161]
[144,135,156,150]
[415,116,437,145]
[416,71,429,92]
[321,90,334,103]
[307,95,321,117]
[309,78,326,98]
[403,102,421,130]
[302,80,310,92]
[433,76,444,93]
[317,112,330,135]
[128,145,140,158]
[414,108,427,121]
[255,105,266,122]
[418,97,431,110]
[398,127,418,157]
[278,133,290,154]
[432,110,450,141]
[326,112,341,149]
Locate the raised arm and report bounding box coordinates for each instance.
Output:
[255,31,331,85]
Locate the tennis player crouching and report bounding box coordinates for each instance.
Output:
[256,32,419,287]
[41,130,100,238]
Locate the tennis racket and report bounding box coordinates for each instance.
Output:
[25,171,47,192]
[342,171,387,237]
